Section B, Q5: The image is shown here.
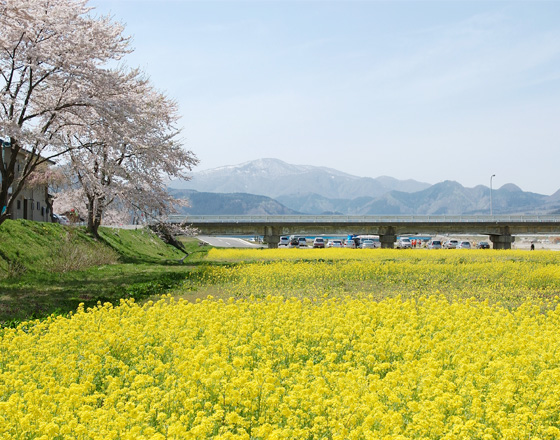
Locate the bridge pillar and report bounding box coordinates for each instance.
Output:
[378,226,396,249]
[263,226,281,249]
[379,234,396,249]
[489,234,515,250]
[264,235,280,248]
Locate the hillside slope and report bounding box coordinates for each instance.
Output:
[169,189,300,215]
[0,220,197,325]
[0,220,186,276]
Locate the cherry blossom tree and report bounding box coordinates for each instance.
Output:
[54,68,198,236]
[0,0,130,227]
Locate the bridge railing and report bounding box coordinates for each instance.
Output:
[167,214,560,223]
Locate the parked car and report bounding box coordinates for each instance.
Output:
[360,239,377,249]
[289,235,307,247]
[53,214,70,225]
[427,240,442,249]
[278,236,290,247]
[327,239,344,248]
[396,237,412,249]
[444,239,459,249]
[457,241,471,249]
[477,241,490,249]
[345,239,357,248]
[313,237,325,248]
[288,236,298,247]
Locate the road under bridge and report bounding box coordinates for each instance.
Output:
[168,215,560,249]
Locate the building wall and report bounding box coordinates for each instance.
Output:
[2,145,53,223]
[11,187,53,222]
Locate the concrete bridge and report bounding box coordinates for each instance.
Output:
[168,215,560,249]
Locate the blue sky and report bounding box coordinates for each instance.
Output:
[89,0,560,195]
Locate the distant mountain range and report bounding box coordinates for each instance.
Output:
[169,189,299,216]
[170,158,431,199]
[169,158,560,216]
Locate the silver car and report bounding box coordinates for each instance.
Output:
[397,237,412,249]
[444,239,459,249]
[427,240,442,249]
[298,237,308,248]
[328,239,344,248]
[360,239,377,249]
[313,237,325,248]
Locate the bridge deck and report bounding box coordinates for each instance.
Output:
[168,215,560,249]
[170,214,560,223]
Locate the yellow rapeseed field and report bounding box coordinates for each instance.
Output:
[197,249,560,307]
[2,249,560,439]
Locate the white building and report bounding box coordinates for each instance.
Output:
[1,141,54,222]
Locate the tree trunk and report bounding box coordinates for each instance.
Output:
[0,141,20,227]
[86,196,100,238]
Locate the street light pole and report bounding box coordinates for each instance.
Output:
[490,174,496,216]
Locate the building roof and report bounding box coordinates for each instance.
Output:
[1,139,56,165]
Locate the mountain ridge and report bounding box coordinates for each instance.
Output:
[170,158,431,199]
[169,159,560,216]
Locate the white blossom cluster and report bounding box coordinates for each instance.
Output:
[0,0,198,235]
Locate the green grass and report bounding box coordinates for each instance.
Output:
[0,220,210,326]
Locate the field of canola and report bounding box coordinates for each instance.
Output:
[2,249,560,439]
[195,249,560,308]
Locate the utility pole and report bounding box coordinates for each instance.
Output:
[490,174,496,216]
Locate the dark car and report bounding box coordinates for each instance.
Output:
[477,241,490,249]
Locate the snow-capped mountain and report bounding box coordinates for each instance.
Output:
[169,158,560,215]
[170,158,431,199]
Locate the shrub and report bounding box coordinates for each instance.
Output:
[47,230,119,273]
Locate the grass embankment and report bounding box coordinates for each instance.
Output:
[0,220,208,326]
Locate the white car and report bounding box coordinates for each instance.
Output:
[397,237,412,249]
[457,241,471,249]
[278,236,290,247]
